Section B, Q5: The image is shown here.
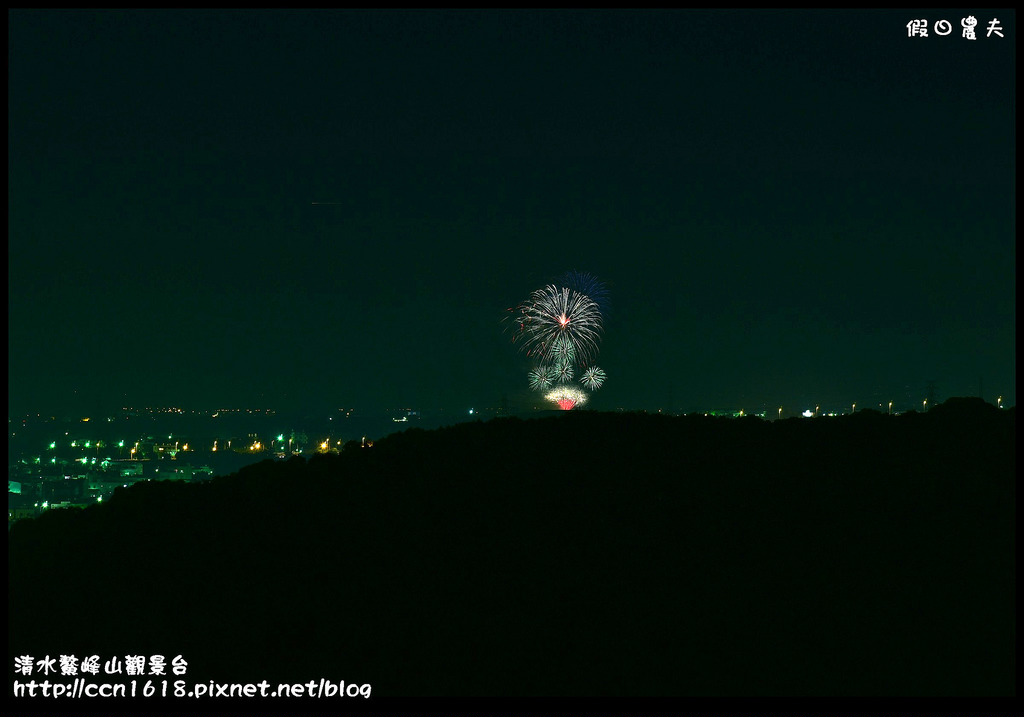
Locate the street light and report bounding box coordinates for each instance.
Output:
[778,407,782,420]
[888,401,893,415]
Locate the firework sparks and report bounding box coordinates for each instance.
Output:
[544,385,588,411]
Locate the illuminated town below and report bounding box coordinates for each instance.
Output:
[8,394,1011,526]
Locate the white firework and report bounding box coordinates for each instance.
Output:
[580,366,606,391]
[513,284,603,365]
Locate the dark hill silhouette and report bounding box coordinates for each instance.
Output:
[927,395,1001,418]
[8,400,1015,698]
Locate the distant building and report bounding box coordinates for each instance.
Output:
[111,461,144,478]
[44,478,88,503]
[152,464,194,481]
[9,506,36,522]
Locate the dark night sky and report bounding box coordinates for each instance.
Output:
[8,9,1016,416]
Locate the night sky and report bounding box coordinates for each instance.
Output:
[8,9,1016,417]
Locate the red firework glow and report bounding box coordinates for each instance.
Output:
[545,386,587,411]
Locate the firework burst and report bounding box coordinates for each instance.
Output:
[507,272,609,410]
[552,360,574,384]
[550,335,576,365]
[511,284,603,365]
[561,270,609,315]
[528,365,555,391]
[580,366,606,391]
